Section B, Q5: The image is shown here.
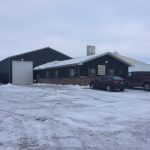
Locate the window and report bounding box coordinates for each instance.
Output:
[96,76,110,81]
[69,69,77,77]
[37,74,40,79]
[128,73,132,77]
[128,72,139,78]
[98,65,106,75]
[132,72,139,77]
[54,70,59,78]
[101,76,108,81]
[95,77,101,81]
[88,68,96,76]
[119,69,123,75]
[46,71,49,78]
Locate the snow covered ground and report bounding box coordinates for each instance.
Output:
[0,84,150,150]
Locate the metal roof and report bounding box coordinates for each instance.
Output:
[0,47,71,62]
[34,52,146,70]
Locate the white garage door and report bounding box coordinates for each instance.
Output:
[12,61,33,85]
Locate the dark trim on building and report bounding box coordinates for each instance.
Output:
[35,54,129,85]
[0,47,71,84]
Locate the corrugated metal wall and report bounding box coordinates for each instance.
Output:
[0,47,71,83]
[129,64,150,72]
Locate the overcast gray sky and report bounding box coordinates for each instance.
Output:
[0,0,150,62]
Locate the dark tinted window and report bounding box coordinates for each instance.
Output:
[96,76,107,81]
[88,68,96,76]
[101,76,108,81]
[96,76,111,81]
[96,77,101,81]
[131,72,150,77]
[106,76,113,80]
[131,72,141,77]
[128,73,132,77]
[132,73,138,77]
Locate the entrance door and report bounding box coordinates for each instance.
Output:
[12,61,33,85]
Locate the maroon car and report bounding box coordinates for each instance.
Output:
[126,71,150,91]
[90,75,125,92]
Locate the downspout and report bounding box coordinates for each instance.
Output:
[77,66,80,77]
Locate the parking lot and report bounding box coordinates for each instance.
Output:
[0,84,150,150]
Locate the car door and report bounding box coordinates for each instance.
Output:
[99,76,107,89]
[132,73,142,86]
[127,73,134,87]
[143,72,150,84]
[96,77,103,89]
[127,72,140,87]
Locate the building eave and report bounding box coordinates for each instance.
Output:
[34,52,133,71]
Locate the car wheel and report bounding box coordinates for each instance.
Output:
[144,83,150,91]
[106,85,112,92]
[120,88,124,91]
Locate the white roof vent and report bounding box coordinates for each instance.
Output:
[113,51,119,55]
